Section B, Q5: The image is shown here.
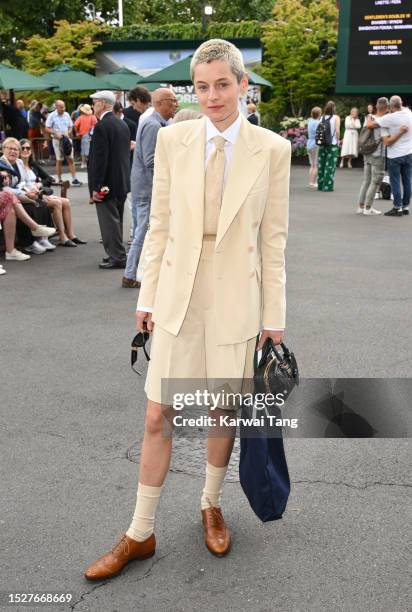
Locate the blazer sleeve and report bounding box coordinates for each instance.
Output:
[259,137,291,329]
[136,129,170,310]
[89,124,109,192]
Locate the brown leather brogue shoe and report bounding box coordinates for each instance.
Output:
[122,277,141,288]
[201,506,231,557]
[84,533,155,581]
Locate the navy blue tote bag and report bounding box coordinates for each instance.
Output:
[239,419,291,522]
[239,338,298,522]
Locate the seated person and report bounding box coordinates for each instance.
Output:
[0,164,55,262]
[1,137,55,254]
[19,139,86,247]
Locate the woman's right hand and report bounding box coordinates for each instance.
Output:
[135,310,154,332]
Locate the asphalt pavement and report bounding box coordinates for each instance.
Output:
[0,166,410,612]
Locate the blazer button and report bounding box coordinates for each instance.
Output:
[250,271,255,278]
[252,221,259,228]
[166,260,172,266]
[248,246,254,252]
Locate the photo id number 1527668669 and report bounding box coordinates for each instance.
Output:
[4,592,73,605]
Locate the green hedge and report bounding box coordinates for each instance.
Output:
[108,21,263,41]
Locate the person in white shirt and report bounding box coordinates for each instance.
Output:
[367,95,412,216]
[45,100,81,186]
[84,38,290,581]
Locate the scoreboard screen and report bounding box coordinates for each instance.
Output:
[336,0,412,93]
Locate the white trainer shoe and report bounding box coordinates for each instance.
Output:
[25,240,47,255]
[356,206,365,214]
[37,238,56,251]
[0,266,6,275]
[5,249,31,261]
[31,226,56,238]
[364,207,382,215]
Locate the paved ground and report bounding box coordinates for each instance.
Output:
[0,166,410,612]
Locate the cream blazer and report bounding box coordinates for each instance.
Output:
[137,114,291,345]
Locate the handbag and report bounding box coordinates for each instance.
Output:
[239,336,299,522]
[60,136,72,157]
[253,338,299,400]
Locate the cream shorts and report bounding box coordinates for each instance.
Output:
[145,238,256,408]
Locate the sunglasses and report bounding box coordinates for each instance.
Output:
[21,146,31,151]
[131,331,151,376]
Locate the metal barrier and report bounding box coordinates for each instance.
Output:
[29,136,82,164]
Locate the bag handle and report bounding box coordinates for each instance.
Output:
[254,335,289,370]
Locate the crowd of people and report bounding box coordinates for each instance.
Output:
[1,85,410,279]
[306,95,411,216]
[0,136,86,275]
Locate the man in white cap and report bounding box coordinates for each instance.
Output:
[88,90,131,268]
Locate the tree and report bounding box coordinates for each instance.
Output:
[17,20,109,75]
[0,0,115,63]
[123,0,274,25]
[259,0,338,125]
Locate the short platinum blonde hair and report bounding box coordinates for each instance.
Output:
[190,39,246,83]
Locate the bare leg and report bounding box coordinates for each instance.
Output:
[67,158,76,178]
[61,198,75,239]
[3,207,17,253]
[138,400,175,486]
[13,202,38,231]
[207,408,237,467]
[46,199,67,241]
[56,160,62,181]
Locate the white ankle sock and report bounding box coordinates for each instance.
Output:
[126,483,162,542]
[201,462,228,510]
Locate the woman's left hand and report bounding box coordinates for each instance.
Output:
[256,329,284,350]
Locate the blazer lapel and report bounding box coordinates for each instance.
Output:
[216,116,266,246]
[180,117,206,244]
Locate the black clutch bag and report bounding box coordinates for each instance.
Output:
[253,337,299,400]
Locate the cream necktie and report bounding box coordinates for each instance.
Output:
[204,135,226,236]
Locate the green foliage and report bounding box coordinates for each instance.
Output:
[17,20,109,75]
[259,0,338,127]
[122,0,273,25]
[0,0,115,63]
[110,21,263,42]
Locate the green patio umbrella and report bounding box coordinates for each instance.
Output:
[143,56,273,88]
[0,62,53,91]
[41,64,113,92]
[247,70,273,88]
[104,67,145,91]
[142,56,193,85]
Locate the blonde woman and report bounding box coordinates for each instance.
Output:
[84,39,290,580]
[340,107,361,169]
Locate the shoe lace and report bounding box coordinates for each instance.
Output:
[205,498,222,528]
[110,533,130,556]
